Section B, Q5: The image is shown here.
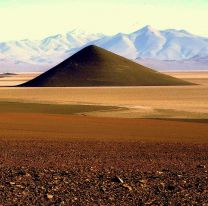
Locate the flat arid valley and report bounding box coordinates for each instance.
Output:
[0,71,208,205]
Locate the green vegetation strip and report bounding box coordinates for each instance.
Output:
[0,101,122,115]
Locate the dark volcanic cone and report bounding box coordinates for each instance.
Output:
[20,45,192,87]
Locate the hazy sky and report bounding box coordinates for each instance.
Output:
[0,0,207,41]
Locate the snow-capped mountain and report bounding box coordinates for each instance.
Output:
[0,29,104,72]
[92,26,208,61]
[0,26,208,72]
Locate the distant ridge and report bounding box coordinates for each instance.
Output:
[20,45,192,87]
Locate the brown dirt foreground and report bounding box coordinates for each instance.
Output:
[0,113,208,205]
[0,113,208,142]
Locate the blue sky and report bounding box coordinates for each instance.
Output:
[0,0,207,41]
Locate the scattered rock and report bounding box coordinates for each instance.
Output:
[145,199,157,205]
[162,168,169,172]
[197,165,206,169]
[25,172,31,177]
[17,168,26,176]
[111,176,124,183]
[0,141,207,205]
[157,171,163,175]
[47,194,53,200]
[167,183,176,191]
[16,185,25,189]
[122,183,133,191]
[139,179,147,184]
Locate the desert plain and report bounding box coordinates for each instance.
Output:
[0,72,208,205]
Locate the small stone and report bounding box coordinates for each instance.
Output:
[160,182,165,189]
[17,169,26,176]
[16,184,25,189]
[122,183,133,191]
[22,191,27,196]
[47,194,53,200]
[145,199,157,205]
[167,184,175,191]
[162,168,170,172]
[100,186,106,192]
[139,179,146,184]
[197,165,206,169]
[10,182,15,185]
[111,176,124,183]
[138,179,147,188]
[25,172,31,177]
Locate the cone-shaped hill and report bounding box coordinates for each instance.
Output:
[20,45,192,87]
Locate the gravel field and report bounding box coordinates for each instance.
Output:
[0,140,207,205]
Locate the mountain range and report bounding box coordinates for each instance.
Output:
[0,26,208,73]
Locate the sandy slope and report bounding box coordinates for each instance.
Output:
[0,82,208,118]
[0,71,208,119]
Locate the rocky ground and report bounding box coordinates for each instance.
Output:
[0,140,207,205]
